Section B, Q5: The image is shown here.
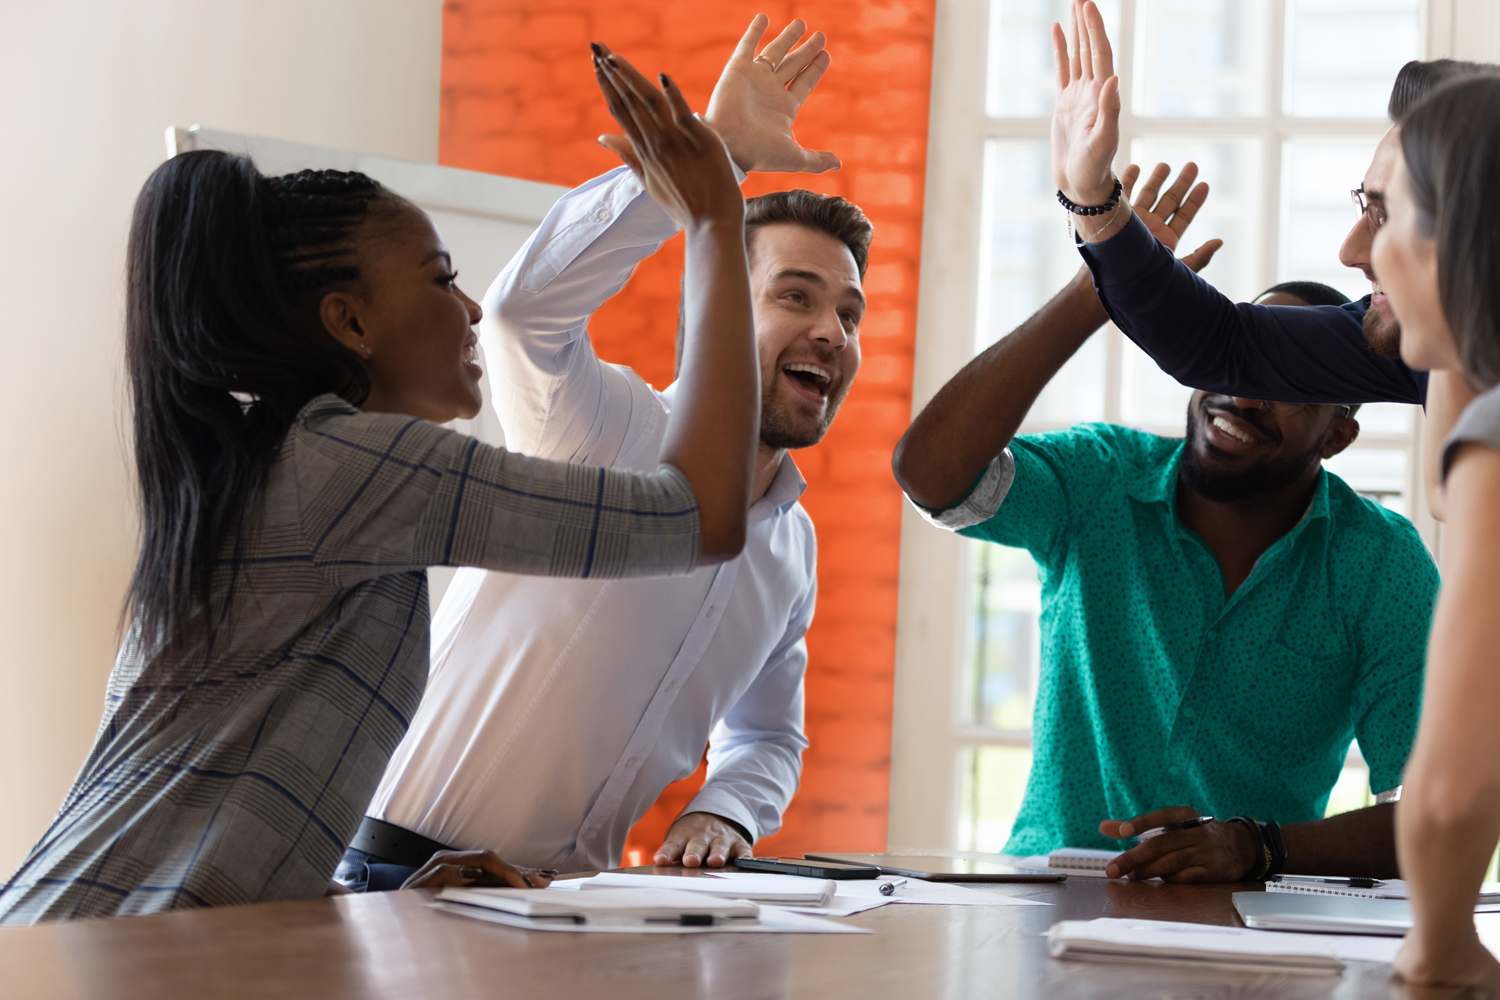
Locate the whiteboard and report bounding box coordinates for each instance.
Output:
[166,125,568,606]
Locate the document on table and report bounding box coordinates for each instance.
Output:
[1267,877,1500,905]
[431,886,867,935]
[1048,918,1405,974]
[1013,849,1116,878]
[570,871,836,906]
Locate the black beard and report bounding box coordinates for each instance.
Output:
[1179,404,1323,503]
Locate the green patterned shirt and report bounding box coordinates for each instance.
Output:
[957,424,1438,855]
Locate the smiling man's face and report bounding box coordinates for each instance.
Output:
[747,223,865,450]
[1338,127,1403,359]
[1180,392,1357,503]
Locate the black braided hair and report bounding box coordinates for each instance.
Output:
[260,168,382,294]
[124,150,390,652]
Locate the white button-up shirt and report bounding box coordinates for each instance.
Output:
[365,167,816,873]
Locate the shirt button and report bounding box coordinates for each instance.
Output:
[1184,707,1197,718]
[666,681,677,692]
[1205,629,1218,641]
[1168,765,1180,777]
[626,758,637,768]
[596,208,612,222]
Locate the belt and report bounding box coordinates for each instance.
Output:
[351,816,452,869]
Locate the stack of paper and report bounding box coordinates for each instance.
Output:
[576,871,836,907]
[432,886,868,935]
[437,887,756,927]
[1047,918,1348,975]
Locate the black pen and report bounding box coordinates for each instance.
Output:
[1271,875,1387,889]
[1136,815,1214,841]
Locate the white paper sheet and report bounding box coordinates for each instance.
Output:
[575,871,835,905]
[431,900,868,934]
[839,877,1052,907]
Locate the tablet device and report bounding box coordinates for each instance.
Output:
[1232,891,1413,936]
[804,853,1066,882]
[733,857,881,879]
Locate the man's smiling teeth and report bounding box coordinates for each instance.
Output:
[784,362,831,385]
[1212,415,1255,444]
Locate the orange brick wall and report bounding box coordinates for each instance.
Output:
[439,0,936,859]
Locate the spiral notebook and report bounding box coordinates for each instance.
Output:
[1266,877,1500,905]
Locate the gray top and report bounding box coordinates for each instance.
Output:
[0,394,699,923]
[1444,382,1500,481]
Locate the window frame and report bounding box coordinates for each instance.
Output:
[889,0,1486,854]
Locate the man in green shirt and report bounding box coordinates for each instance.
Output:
[892,172,1439,882]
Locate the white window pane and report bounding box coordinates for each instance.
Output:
[967,543,1041,731]
[977,138,1106,423]
[1279,138,1381,303]
[1121,337,1194,429]
[1133,0,1269,117]
[1352,402,1413,435]
[957,744,1034,853]
[1324,446,1408,515]
[1284,0,1419,118]
[987,0,1122,118]
[1129,136,1264,303]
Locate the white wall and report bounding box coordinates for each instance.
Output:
[0,1,443,875]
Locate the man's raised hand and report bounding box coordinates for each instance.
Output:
[592,47,744,230]
[705,14,840,174]
[1121,162,1224,273]
[1051,0,1121,207]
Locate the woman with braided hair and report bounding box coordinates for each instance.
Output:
[0,51,757,922]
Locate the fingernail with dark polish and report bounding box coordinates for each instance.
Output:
[658,72,669,85]
[523,874,534,888]
[590,42,603,57]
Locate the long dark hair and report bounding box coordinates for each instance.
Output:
[1400,77,1500,388]
[124,150,386,646]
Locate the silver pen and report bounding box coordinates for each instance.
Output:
[879,878,910,896]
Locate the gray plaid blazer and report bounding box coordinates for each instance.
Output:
[0,394,699,923]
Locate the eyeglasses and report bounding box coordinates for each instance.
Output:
[1352,186,1387,234]
[1251,401,1356,418]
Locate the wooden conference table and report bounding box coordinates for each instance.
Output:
[0,864,1437,999]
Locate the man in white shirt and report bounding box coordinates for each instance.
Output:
[334,19,872,890]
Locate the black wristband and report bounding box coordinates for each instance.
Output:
[1263,820,1287,877]
[1057,178,1123,216]
[1226,816,1271,881]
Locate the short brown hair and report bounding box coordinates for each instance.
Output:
[1389,59,1498,123]
[1401,76,1500,388]
[745,189,873,278]
[676,190,874,371]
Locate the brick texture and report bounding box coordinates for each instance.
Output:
[439,0,936,859]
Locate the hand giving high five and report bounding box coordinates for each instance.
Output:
[592,47,744,230]
[706,15,840,174]
[1051,0,1122,209]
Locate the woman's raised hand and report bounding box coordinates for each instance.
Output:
[1050,0,1121,207]
[593,45,744,231]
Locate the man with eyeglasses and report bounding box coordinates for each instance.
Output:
[1048,0,1495,417]
[893,249,1440,882]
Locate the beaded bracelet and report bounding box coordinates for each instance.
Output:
[1057,178,1123,216]
[1226,816,1272,881]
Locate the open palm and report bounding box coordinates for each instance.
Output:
[1051,0,1120,205]
[705,15,839,174]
